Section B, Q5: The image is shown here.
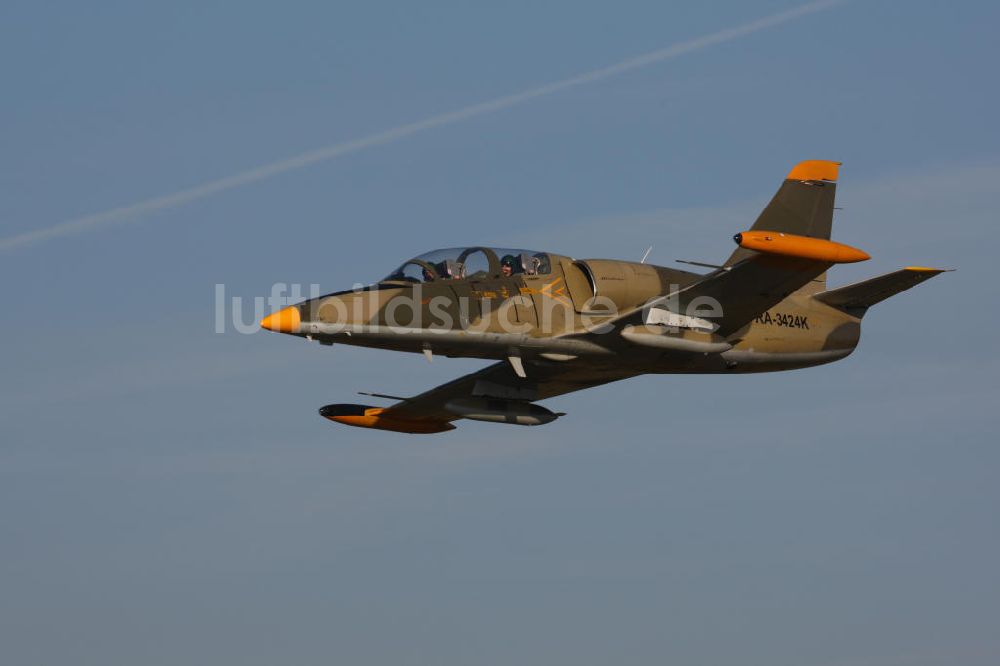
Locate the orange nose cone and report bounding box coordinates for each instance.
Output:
[260,306,301,333]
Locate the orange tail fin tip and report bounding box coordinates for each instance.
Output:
[786,159,841,182]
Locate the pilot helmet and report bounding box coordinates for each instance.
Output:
[500,254,517,270]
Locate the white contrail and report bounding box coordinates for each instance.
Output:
[0,0,848,252]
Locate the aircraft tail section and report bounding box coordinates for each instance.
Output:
[812,267,950,317]
[725,160,841,293]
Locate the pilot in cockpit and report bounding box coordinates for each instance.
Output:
[500,255,517,277]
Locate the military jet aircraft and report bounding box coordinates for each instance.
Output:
[261,160,947,434]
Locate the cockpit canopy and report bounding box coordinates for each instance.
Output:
[382,247,553,283]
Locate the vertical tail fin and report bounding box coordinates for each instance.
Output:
[725,159,841,293]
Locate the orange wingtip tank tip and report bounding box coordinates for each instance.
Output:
[260,306,301,333]
[786,160,841,182]
[319,405,455,434]
[734,230,870,264]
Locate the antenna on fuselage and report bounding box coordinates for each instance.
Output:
[640,246,653,263]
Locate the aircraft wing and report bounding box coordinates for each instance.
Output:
[637,253,834,337]
[321,359,642,433]
[384,359,640,421]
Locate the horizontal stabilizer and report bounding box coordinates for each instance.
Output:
[813,267,950,316]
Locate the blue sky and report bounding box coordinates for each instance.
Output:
[2,1,999,664]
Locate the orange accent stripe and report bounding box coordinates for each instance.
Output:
[786,160,841,182]
[736,230,869,263]
[540,277,571,306]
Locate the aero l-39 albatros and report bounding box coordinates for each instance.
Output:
[261,160,948,433]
